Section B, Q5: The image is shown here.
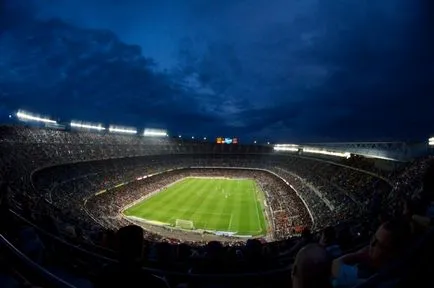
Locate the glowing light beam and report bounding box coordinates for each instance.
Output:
[70,121,105,131]
[16,110,56,124]
[143,128,167,137]
[109,126,137,134]
[303,148,351,158]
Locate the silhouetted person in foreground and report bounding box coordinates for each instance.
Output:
[292,244,331,288]
[331,218,412,287]
[320,226,342,260]
[96,225,167,287]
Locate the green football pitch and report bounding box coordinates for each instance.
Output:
[123,177,267,236]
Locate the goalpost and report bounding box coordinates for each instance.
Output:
[175,219,195,230]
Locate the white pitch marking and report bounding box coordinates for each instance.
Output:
[228,213,234,231]
[252,183,263,233]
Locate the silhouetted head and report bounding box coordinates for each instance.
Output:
[117,225,144,265]
[369,218,412,268]
[320,226,336,246]
[206,241,223,259]
[245,238,262,257]
[292,244,331,288]
[176,243,191,261]
[301,228,312,241]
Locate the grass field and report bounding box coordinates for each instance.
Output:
[123,177,267,236]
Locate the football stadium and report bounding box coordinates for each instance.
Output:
[1,2,434,287]
[0,111,433,287]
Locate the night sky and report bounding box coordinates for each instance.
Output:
[0,0,433,143]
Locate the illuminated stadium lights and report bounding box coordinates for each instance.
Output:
[109,126,137,134]
[16,110,56,124]
[192,136,195,139]
[267,142,270,145]
[178,135,182,138]
[254,140,257,144]
[274,146,298,152]
[203,137,207,140]
[275,144,299,147]
[70,121,105,131]
[143,128,167,137]
[429,137,434,146]
[303,148,351,158]
[274,144,299,151]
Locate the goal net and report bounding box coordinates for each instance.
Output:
[175,219,195,230]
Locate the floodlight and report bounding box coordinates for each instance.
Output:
[303,148,350,158]
[109,125,137,134]
[70,121,105,131]
[143,128,167,137]
[274,146,298,152]
[274,144,299,147]
[16,110,56,124]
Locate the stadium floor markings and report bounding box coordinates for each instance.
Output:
[252,184,263,233]
[150,180,202,222]
[125,177,267,236]
[177,180,216,224]
[185,179,223,228]
[205,180,230,230]
[228,213,234,231]
[253,191,261,231]
[232,181,248,232]
[170,180,215,226]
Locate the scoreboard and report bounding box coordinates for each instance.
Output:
[216,137,239,144]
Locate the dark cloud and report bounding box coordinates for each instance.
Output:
[0,0,433,142]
